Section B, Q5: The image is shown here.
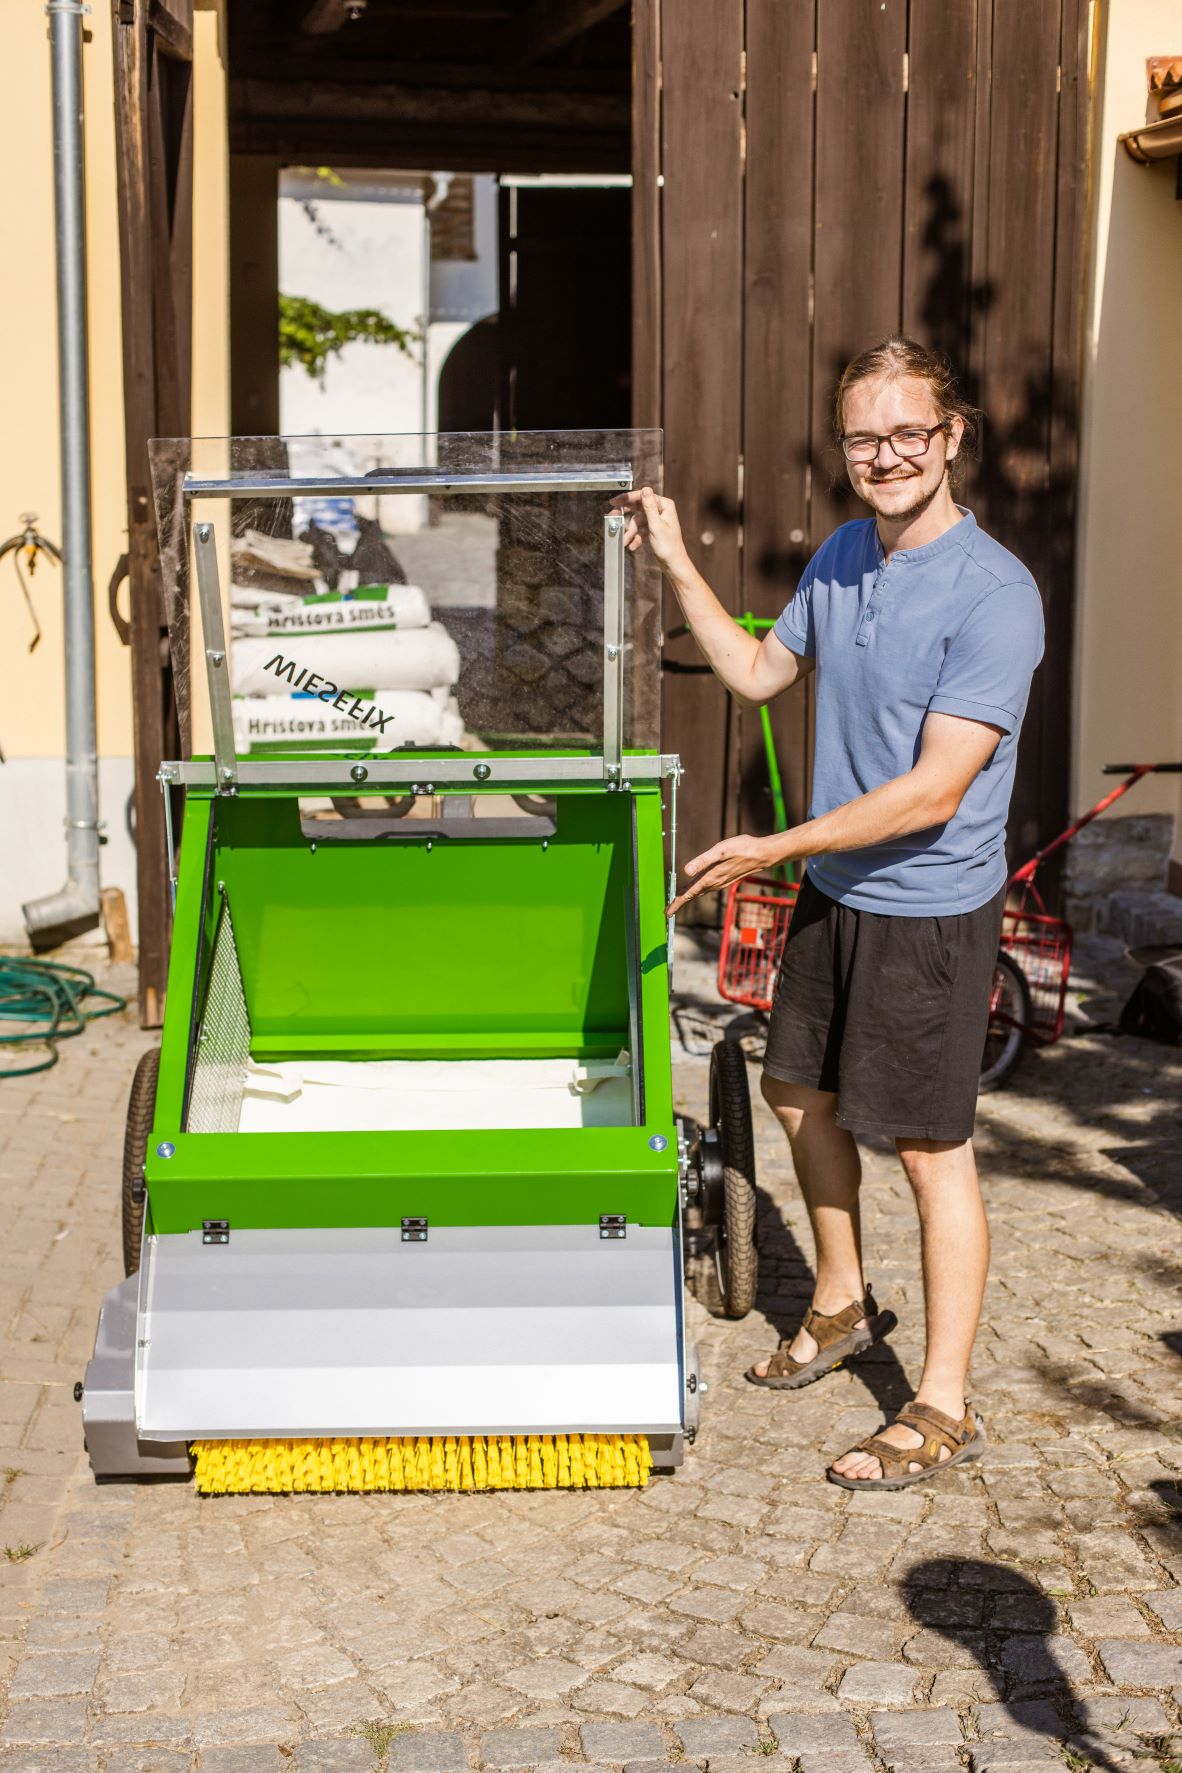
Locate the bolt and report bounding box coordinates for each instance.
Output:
[473,762,492,781]
[350,763,368,783]
[196,523,211,543]
[73,1381,82,1402]
[219,767,234,783]
[607,644,620,660]
[607,515,623,536]
[309,842,316,854]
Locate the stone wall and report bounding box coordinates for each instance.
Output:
[1062,811,1182,944]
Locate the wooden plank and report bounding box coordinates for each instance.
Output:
[111,0,190,1026]
[973,0,1061,863]
[630,0,660,432]
[1041,0,1091,885]
[740,0,816,834]
[496,0,629,67]
[660,0,744,880]
[148,0,191,61]
[229,77,628,129]
[902,0,978,367]
[809,0,907,544]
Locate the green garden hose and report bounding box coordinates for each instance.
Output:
[0,956,126,1078]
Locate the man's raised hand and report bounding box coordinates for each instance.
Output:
[609,486,688,573]
[666,833,779,917]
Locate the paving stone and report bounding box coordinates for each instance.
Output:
[765,1714,860,1755]
[672,1715,758,1755]
[608,1653,684,1693]
[580,1721,667,1762]
[685,1669,768,1711]
[0,1702,89,1746]
[1142,1588,1182,1630]
[104,1754,194,1773]
[870,1709,964,1754]
[200,1751,289,1773]
[967,1751,1063,1771]
[572,1682,650,1717]
[997,1634,1091,1687]
[192,1711,298,1749]
[1067,1594,1149,1637]
[836,1661,917,1705]
[290,1743,376,1772]
[973,1701,1064,1742]
[812,1613,900,1659]
[479,1726,562,1766]
[500,1658,586,1699]
[0,1755,99,1773]
[386,1733,469,1772]
[1097,1637,1182,1686]
[8,1651,100,1698]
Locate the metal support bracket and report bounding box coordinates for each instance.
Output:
[602,513,626,783]
[202,1220,229,1246]
[401,1216,428,1243]
[192,521,238,793]
[599,1214,627,1240]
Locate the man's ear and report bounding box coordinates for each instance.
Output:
[945,414,965,462]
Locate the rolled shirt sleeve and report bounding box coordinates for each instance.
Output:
[773,563,818,658]
[927,579,1045,736]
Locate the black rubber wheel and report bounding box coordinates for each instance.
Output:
[979,950,1031,1094]
[122,1047,160,1277]
[708,1039,758,1319]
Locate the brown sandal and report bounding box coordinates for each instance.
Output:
[745,1287,897,1390]
[826,1401,987,1490]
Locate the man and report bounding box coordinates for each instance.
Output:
[614,336,1043,1490]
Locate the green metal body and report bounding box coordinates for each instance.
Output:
[145,755,678,1235]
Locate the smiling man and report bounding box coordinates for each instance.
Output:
[615,337,1043,1489]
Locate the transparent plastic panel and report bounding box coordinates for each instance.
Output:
[148,431,662,770]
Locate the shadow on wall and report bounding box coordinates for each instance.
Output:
[904,1559,1177,1772]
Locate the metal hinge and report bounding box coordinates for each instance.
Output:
[599,1214,627,1240]
[202,1220,229,1246]
[401,1216,428,1243]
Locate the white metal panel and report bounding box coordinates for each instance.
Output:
[137,1224,683,1440]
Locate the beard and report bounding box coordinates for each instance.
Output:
[861,464,948,523]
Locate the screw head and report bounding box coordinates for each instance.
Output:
[155,1141,175,1159]
[73,1381,83,1402]
[473,762,492,781]
[350,763,368,783]
[648,1133,668,1152]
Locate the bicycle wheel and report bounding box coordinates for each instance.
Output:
[979,950,1031,1093]
[707,1039,759,1319]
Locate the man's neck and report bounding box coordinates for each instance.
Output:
[877,484,964,560]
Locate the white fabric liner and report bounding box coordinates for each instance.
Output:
[237,1054,634,1133]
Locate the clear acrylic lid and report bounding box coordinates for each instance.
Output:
[148,431,664,787]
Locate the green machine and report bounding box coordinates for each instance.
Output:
[80,431,759,1493]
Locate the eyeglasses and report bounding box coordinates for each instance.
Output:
[839,422,950,463]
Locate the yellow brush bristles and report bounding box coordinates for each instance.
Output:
[190,1433,653,1495]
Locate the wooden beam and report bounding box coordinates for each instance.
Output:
[148,0,191,60]
[230,76,627,130]
[497,0,628,66]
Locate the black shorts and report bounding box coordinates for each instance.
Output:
[762,872,1006,1143]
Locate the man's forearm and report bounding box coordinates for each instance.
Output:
[664,553,762,700]
[767,770,955,864]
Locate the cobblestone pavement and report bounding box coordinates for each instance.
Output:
[0,937,1180,1773]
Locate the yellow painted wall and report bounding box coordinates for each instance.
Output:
[0,0,228,762]
[1074,0,1182,849]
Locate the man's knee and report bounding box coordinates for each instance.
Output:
[760,1073,838,1135]
[896,1136,972,1191]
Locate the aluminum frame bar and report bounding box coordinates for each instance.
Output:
[160,755,680,791]
[602,512,626,779]
[192,522,238,788]
[184,467,632,499]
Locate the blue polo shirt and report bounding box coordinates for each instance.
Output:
[773,508,1044,915]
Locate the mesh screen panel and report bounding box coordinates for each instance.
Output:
[186,898,251,1134]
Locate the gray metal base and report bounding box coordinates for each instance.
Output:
[82,1276,191,1479]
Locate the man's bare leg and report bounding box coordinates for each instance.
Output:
[830,1137,989,1480]
[749,1078,867,1377]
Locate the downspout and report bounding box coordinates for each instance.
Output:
[24,0,101,948]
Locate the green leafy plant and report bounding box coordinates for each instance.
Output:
[351,1719,406,1758]
[3,1543,38,1562]
[3,1467,23,1485]
[279,294,419,383]
[1058,1745,1091,1771]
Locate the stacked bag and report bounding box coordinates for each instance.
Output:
[228,529,463,752]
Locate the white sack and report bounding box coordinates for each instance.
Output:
[230,621,460,697]
[230,583,431,639]
[233,690,464,751]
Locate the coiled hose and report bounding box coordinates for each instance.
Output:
[0,956,126,1078]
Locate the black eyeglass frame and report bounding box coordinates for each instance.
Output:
[838,420,951,463]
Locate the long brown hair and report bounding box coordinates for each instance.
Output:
[834,336,981,485]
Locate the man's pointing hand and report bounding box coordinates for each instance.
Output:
[667,833,780,917]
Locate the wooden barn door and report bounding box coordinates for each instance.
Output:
[111,0,194,1024]
[634,0,1091,898]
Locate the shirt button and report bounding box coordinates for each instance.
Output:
[865,609,877,622]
